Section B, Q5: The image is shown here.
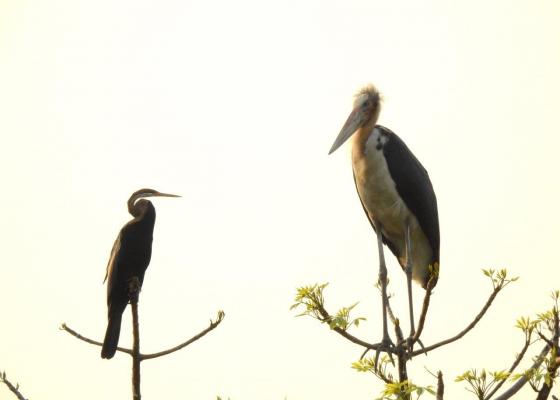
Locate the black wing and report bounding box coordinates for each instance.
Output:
[104,220,145,307]
[104,232,122,284]
[378,125,440,265]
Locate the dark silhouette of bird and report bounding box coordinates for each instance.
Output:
[329,85,439,350]
[101,188,180,359]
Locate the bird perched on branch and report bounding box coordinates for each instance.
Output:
[329,85,439,350]
[101,188,180,359]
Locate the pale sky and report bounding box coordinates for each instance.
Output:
[1,1,559,399]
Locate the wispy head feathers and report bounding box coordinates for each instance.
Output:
[353,84,382,108]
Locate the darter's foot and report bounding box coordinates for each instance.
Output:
[127,277,142,302]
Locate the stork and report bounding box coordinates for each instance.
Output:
[101,188,180,359]
[328,85,439,352]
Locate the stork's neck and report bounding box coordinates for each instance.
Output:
[352,119,377,156]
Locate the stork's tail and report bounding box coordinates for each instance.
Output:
[101,313,122,359]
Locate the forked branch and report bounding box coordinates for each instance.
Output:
[493,344,550,400]
[293,278,508,360]
[60,310,225,361]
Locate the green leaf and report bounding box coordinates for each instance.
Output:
[544,373,552,387]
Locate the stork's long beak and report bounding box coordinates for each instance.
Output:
[328,107,367,155]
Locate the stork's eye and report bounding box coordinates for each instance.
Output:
[362,100,370,108]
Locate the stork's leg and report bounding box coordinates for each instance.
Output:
[373,221,394,367]
[375,223,390,342]
[405,222,416,348]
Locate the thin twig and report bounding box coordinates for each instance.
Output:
[412,283,434,345]
[411,286,502,357]
[485,338,532,399]
[386,298,399,329]
[375,368,395,385]
[536,330,555,349]
[141,311,225,360]
[386,307,407,393]
[332,326,390,351]
[391,312,405,359]
[60,323,133,356]
[314,303,398,354]
[0,372,28,400]
[493,344,550,400]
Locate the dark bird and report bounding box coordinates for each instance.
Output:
[101,188,180,359]
[328,85,439,349]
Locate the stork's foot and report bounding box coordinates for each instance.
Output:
[400,336,426,359]
[373,336,396,371]
[405,336,414,359]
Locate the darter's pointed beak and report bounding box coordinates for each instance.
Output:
[152,192,181,198]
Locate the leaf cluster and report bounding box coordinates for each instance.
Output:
[511,292,559,393]
[457,289,560,398]
[376,379,435,400]
[455,369,510,399]
[290,283,366,331]
[353,355,395,383]
[481,269,518,291]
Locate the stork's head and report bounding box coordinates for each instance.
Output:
[328,85,382,154]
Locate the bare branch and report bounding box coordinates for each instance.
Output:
[333,325,390,351]
[141,311,225,360]
[314,303,398,354]
[536,330,555,349]
[436,371,444,400]
[60,310,225,361]
[389,312,406,380]
[386,297,399,330]
[129,278,142,400]
[60,323,133,356]
[0,372,28,400]
[412,283,434,345]
[411,286,502,357]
